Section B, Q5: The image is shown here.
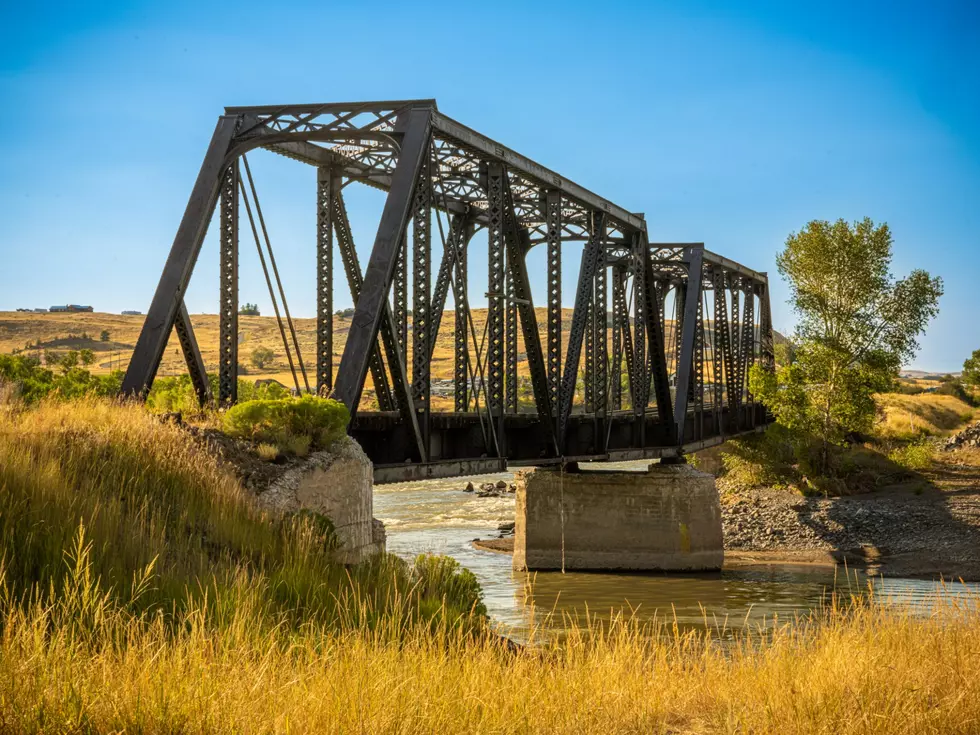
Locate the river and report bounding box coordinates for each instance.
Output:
[374,468,979,637]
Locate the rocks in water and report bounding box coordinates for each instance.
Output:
[508,484,517,493]
[463,481,475,493]
[497,521,516,537]
[495,480,508,489]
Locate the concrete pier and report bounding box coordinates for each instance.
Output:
[513,463,723,572]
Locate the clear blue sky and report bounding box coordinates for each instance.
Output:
[1,0,977,371]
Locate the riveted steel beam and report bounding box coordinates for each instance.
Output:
[316,166,335,394]
[333,106,431,461]
[673,247,704,443]
[174,301,211,407]
[122,115,238,399]
[218,159,239,405]
[331,187,395,412]
[559,210,607,449]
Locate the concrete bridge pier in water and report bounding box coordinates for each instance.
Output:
[513,462,724,572]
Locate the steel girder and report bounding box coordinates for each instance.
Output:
[122,99,774,482]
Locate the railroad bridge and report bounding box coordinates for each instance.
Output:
[122,100,775,484]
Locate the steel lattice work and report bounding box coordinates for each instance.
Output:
[121,100,775,483]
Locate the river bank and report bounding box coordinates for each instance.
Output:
[472,447,980,581]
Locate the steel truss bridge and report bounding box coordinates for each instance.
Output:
[122,99,775,483]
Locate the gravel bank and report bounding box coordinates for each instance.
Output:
[474,449,980,581]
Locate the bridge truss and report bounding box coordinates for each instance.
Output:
[122,100,774,482]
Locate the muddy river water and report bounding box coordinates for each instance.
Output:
[374,468,979,637]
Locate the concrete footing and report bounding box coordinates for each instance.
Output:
[513,463,723,572]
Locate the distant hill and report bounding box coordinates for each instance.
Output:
[900,370,961,380]
[0,310,789,403]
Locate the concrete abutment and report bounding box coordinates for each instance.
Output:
[513,463,723,572]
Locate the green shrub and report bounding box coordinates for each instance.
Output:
[888,442,933,471]
[0,354,122,404]
[413,554,487,621]
[145,375,291,413]
[720,425,798,489]
[223,395,349,455]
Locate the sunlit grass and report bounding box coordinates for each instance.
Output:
[2,398,980,732]
[876,392,976,440]
[1,553,978,733]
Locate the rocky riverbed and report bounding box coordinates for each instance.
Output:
[472,447,980,581]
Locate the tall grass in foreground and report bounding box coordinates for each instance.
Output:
[2,563,979,733]
[2,400,980,732]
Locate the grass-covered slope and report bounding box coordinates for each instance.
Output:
[0,399,485,628]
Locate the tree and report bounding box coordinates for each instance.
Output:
[250,346,275,370]
[100,329,111,342]
[750,218,942,471]
[58,351,80,373]
[79,349,96,366]
[239,302,260,316]
[963,349,980,387]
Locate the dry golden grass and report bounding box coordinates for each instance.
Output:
[2,399,980,731]
[2,578,980,733]
[876,392,976,440]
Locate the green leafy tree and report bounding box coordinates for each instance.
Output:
[100,329,111,342]
[79,349,95,366]
[59,351,80,373]
[239,302,260,316]
[750,218,942,472]
[963,349,980,387]
[250,346,276,370]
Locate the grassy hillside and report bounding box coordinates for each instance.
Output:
[1,309,788,408]
[877,392,976,439]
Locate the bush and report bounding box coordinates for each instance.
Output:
[250,346,275,370]
[223,395,349,455]
[145,375,291,413]
[0,354,122,405]
[888,442,933,471]
[413,554,487,622]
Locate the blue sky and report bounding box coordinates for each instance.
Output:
[1,0,977,371]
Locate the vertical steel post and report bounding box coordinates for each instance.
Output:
[505,268,518,413]
[611,267,625,412]
[316,166,334,394]
[218,159,239,405]
[411,137,433,454]
[485,162,506,452]
[394,233,408,361]
[584,296,595,413]
[673,247,704,444]
[593,252,608,424]
[545,190,562,416]
[454,234,469,412]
